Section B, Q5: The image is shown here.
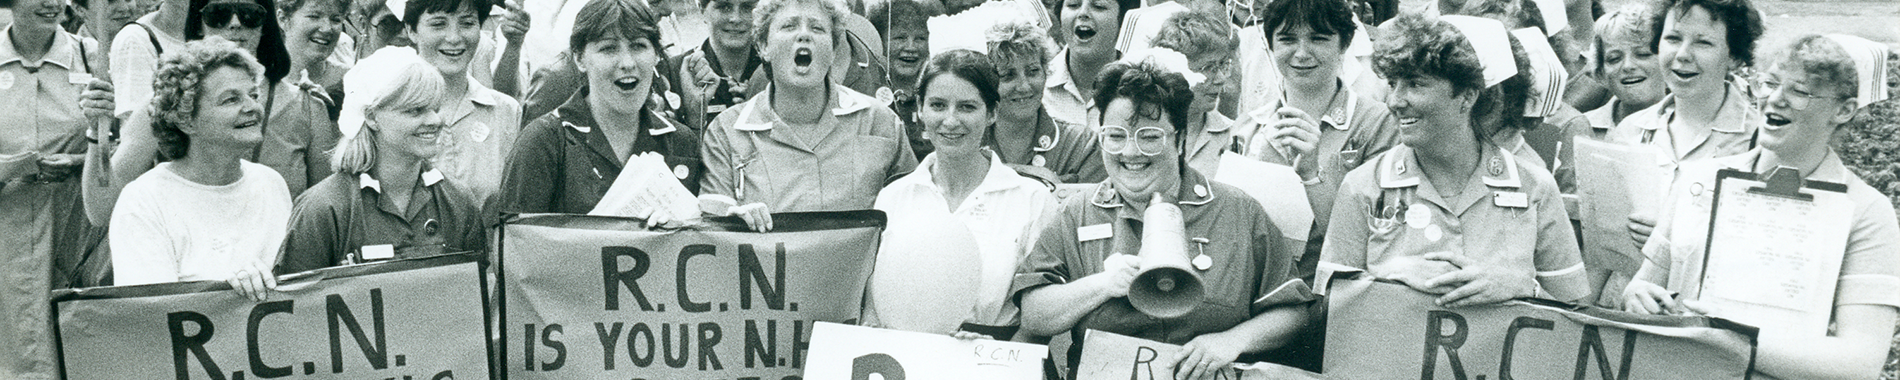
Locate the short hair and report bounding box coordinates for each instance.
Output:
[866,0,936,38]
[149,38,266,160]
[1649,0,1762,67]
[186,0,293,84]
[987,20,1058,66]
[568,0,662,55]
[275,0,349,16]
[752,0,851,47]
[1150,10,1238,61]
[1593,4,1657,74]
[332,58,447,174]
[1372,13,1517,139]
[403,0,493,29]
[1093,59,1194,134]
[1770,35,1858,100]
[1260,0,1357,49]
[916,50,1002,111]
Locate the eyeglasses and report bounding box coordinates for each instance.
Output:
[201,2,267,29]
[1099,125,1172,156]
[1192,57,1236,78]
[1755,77,1847,110]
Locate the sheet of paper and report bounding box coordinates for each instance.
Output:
[805,322,1047,379]
[1701,176,1852,338]
[1213,152,1314,241]
[1573,139,1661,276]
[588,152,700,221]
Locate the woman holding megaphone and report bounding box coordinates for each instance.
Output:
[1011,49,1314,380]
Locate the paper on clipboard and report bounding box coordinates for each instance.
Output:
[588,152,700,221]
[1573,139,1662,275]
[1699,169,1852,338]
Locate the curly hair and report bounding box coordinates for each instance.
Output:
[1770,35,1859,100]
[867,0,937,39]
[752,0,850,47]
[149,38,265,160]
[1093,59,1194,134]
[917,50,1002,111]
[1593,3,1657,74]
[987,20,1058,67]
[1373,13,1523,140]
[275,0,348,16]
[1649,0,1763,67]
[1150,10,1238,62]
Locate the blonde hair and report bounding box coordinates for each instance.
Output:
[330,63,447,174]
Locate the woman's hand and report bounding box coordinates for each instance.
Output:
[729,202,773,232]
[1620,279,1690,315]
[36,153,85,181]
[1173,332,1242,380]
[1627,212,1656,249]
[227,261,278,302]
[79,79,115,124]
[1420,252,1535,308]
[497,0,530,46]
[1370,255,1462,294]
[1084,253,1140,299]
[681,54,722,99]
[1262,107,1322,179]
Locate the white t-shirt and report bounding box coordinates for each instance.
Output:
[110,161,293,285]
[109,16,186,118]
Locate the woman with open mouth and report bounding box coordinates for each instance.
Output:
[1043,0,1140,125]
[1320,13,1588,311]
[278,46,485,275]
[110,38,294,304]
[981,16,1105,184]
[1607,0,1764,262]
[867,0,937,160]
[1581,5,1668,130]
[274,0,350,100]
[500,0,703,216]
[696,0,917,232]
[1622,34,1898,380]
[1012,55,1314,380]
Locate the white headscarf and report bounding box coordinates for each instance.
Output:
[1440,15,1517,87]
[1821,34,1891,108]
[339,47,436,141]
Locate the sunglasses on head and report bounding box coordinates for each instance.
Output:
[201,2,267,29]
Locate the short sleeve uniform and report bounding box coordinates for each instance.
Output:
[984,108,1106,184]
[430,80,523,205]
[1321,144,1590,301]
[1244,86,1402,265]
[698,84,918,212]
[1606,83,1764,199]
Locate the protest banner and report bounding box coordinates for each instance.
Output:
[499,212,885,380]
[803,322,1044,379]
[53,254,490,380]
[1074,330,1324,380]
[1323,275,1758,379]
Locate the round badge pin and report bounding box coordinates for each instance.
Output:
[875,87,894,104]
[1194,184,1208,198]
[1424,224,1444,241]
[1037,135,1053,148]
[1192,254,1213,271]
[674,164,690,179]
[1690,182,1705,196]
[1031,154,1047,167]
[0,72,14,90]
[1405,204,1431,229]
[1488,157,1505,176]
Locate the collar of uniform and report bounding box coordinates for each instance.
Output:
[897,151,1042,195]
[1377,145,1422,188]
[1478,143,1522,188]
[1089,167,1220,212]
[1032,109,1063,152]
[697,40,763,82]
[1377,143,1521,188]
[556,86,680,136]
[1044,48,1085,99]
[1201,110,1235,133]
[466,77,505,107]
[1729,148,1852,184]
[732,84,873,131]
[0,25,80,70]
[358,168,445,193]
[1640,83,1751,134]
[1264,80,1357,131]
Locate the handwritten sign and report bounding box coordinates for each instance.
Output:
[54,255,490,380]
[804,322,1044,379]
[1324,276,1757,380]
[1075,330,1323,380]
[499,212,884,380]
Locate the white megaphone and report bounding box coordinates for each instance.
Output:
[1128,193,1205,319]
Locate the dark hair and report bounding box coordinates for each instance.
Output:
[1051,0,1142,35]
[403,0,493,29]
[186,0,293,84]
[1261,0,1357,49]
[569,0,662,55]
[275,0,348,16]
[1093,59,1194,135]
[1484,32,1533,135]
[1151,10,1238,60]
[1373,13,1504,140]
[916,50,1002,111]
[1649,0,1762,67]
[151,39,265,160]
[866,0,935,39]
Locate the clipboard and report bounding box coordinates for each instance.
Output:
[1697,166,1852,338]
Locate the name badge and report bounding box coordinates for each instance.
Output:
[361,244,396,260]
[1494,191,1530,208]
[69,73,93,85]
[1077,223,1112,242]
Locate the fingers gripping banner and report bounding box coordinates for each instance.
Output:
[499,212,885,380]
[1323,276,1758,379]
[53,254,490,380]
